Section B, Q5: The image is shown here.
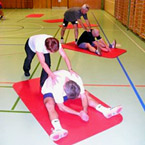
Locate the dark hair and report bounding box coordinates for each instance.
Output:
[45,37,59,52]
[64,80,81,99]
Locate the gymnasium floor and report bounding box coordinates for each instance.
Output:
[0,8,145,145]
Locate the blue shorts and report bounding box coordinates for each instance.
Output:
[78,42,95,49]
[43,93,68,102]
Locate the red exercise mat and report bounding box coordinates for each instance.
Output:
[59,23,98,29]
[26,14,44,18]
[62,42,127,58]
[13,78,123,145]
[43,19,63,23]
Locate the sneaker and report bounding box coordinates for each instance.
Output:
[50,129,68,141]
[95,46,101,56]
[0,16,3,20]
[111,40,116,49]
[24,72,30,77]
[75,39,78,45]
[60,39,64,44]
[103,105,122,118]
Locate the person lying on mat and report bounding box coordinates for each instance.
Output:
[41,70,122,141]
[60,4,91,44]
[77,29,116,55]
[23,34,76,87]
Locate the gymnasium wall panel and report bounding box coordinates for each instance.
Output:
[104,0,115,16]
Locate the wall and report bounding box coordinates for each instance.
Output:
[68,0,101,9]
[114,0,145,39]
[1,0,33,8]
[1,0,101,9]
[104,0,115,16]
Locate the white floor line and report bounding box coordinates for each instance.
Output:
[103,13,145,53]
[1,23,44,37]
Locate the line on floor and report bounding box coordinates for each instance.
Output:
[117,57,145,111]
[0,110,30,113]
[84,84,145,87]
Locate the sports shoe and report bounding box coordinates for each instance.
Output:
[103,105,122,118]
[0,16,3,20]
[75,39,78,45]
[50,129,68,141]
[24,72,30,77]
[111,40,116,48]
[95,46,101,56]
[60,39,64,44]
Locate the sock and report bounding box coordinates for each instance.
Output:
[96,104,108,114]
[95,49,100,55]
[95,50,98,54]
[109,44,112,48]
[51,119,62,130]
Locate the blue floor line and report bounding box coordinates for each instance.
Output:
[117,57,145,111]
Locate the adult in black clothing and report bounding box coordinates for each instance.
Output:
[77,29,116,55]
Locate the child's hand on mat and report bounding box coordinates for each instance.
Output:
[80,111,89,122]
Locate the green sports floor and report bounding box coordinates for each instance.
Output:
[0,8,145,145]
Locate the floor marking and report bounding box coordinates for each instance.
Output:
[1,81,145,88]
[0,52,24,56]
[0,82,14,84]
[0,110,30,113]
[0,25,24,32]
[117,57,145,111]
[103,13,145,53]
[84,84,145,87]
[0,23,44,37]
[11,97,20,110]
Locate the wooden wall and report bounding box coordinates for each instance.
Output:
[104,0,115,16]
[1,0,101,9]
[1,0,33,8]
[68,0,101,9]
[115,0,145,39]
[33,0,49,8]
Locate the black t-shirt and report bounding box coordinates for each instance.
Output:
[77,31,95,45]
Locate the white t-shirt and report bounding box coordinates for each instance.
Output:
[41,70,85,103]
[28,34,62,54]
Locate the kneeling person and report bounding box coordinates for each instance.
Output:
[41,70,122,141]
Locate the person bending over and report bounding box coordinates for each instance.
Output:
[60,4,91,44]
[41,70,122,141]
[23,34,76,87]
